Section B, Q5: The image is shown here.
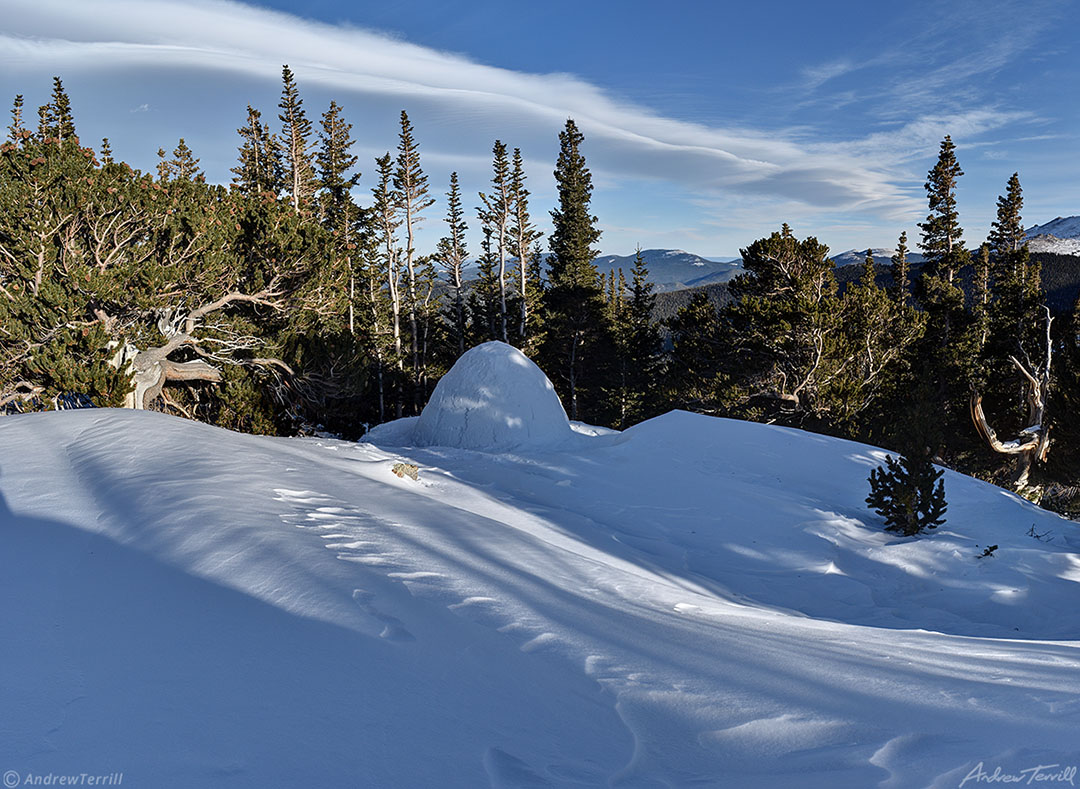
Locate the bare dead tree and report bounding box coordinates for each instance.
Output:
[970,306,1053,489]
[110,278,290,410]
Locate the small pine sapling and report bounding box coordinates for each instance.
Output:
[866,452,947,536]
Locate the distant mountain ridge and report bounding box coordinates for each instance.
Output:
[592,248,741,292]
[1026,216,1080,255]
[829,248,926,267]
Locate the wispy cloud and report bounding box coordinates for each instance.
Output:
[0,0,1056,254]
[0,0,958,216]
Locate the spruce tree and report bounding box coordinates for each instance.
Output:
[169,138,203,181]
[43,77,76,146]
[539,119,612,421]
[914,136,975,458]
[610,248,661,427]
[278,65,317,213]
[7,95,24,145]
[393,110,435,411]
[372,152,404,416]
[436,171,469,358]
[722,228,839,420]
[919,136,968,283]
[478,140,512,342]
[890,231,910,304]
[866,450,947,536]
[231,105,283,197]
[988,172,1025,257]
[316,101,360,234]
[509,148,542,344]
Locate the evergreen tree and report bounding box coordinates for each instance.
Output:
[156,147,172,182]
[509,148,543,343]
[231,105,283,196]
[278,65,317,213]
[468,225,503,343]
[988,172,1025,256]
[610,248,661,427]
[832,250,924,438]
[41,77,76,146]
[316,101,360,234]
[666,291,731,413]
[372,152,404,416]
[914,136,975,458]
[721,228,840,421]
[436,172,469,358]
[919,136,968,282]
[393,110,435,411]
[7,95,25,145]
[98,137,113,165]
[866,450,947,536]
[169,138,203,181]
[890,231,910,304]
[478,140,512,342]
[973,243,991,351]
[539,119,613,421]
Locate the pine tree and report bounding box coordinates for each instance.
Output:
[914,136,974,458]
[539,119,612,421]
[372,152,404,416]
[478,140,512,342]
[98,138,113,166]
[890,231,910,304]
[509,148,542,343]
[42,77,76,146]
[988,172,1025,257]
[231,105,283,196]
[866,451,947,536]
[315,100,363,339]
[156,147,172,182]
[7,95,25,145]
[169,138,203,181]
[278,65,317,213]
[833,249,924,438]
[316,101,360,234]
[722,228,840,419]
[436,172,469,358]
[919,136,968,283]
[610,248,661,427]
[393,110,435,411]
[973,243,991,351]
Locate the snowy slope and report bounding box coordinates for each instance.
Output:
[2,368,1080,786]
[1025,216,1080,255]
[1026,216,1080,240]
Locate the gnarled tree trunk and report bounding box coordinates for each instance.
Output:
[970,307,1052,489]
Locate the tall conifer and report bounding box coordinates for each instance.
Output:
[539,119,612,421]
[278,65,317,212]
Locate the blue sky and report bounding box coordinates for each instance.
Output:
[2,0,1077,258]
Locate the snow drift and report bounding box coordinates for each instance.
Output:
[2,402,1080,787]
[369,341,576,451]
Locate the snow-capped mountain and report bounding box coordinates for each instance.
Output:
[593,248,741,292]
[830,247,926,267]
[1025,216,1080,255]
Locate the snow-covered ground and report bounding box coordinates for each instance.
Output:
[2,343,1079,788]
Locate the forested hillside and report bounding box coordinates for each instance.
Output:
[3,78,1079,514]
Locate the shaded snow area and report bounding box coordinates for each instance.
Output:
[2,405,1080,787]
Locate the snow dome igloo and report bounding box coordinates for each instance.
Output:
[412,341,573,451]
